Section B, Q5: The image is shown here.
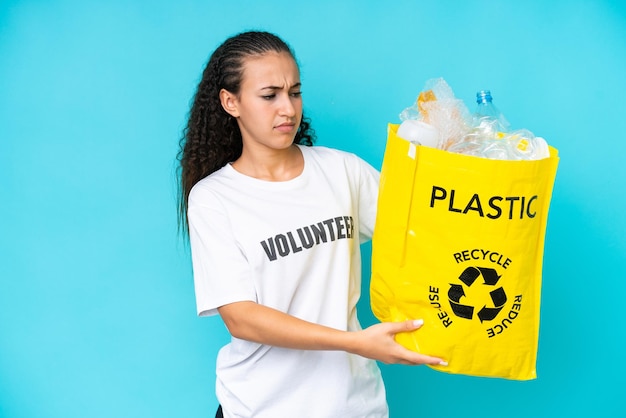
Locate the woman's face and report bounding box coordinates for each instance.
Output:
[221,51,303,153]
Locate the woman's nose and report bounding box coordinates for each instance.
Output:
[278,94,296,116]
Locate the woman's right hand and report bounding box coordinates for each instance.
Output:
[349,320,448,366]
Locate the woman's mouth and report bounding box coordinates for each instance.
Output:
[275,122,296,133]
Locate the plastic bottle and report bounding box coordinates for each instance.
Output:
[447,90,511,158]
[474,90,511,134]
[444,88,550,160]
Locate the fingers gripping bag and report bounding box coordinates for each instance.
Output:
[370,80,559,380]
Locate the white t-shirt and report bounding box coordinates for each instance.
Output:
[188,145,387,418]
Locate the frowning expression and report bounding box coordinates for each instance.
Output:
[220,51,303,153]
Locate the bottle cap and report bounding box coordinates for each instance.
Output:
[476,90,492,104]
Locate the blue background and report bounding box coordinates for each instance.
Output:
[1,1,625,417]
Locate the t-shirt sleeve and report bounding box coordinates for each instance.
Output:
[187,187,257,317]
[352,154,380,243]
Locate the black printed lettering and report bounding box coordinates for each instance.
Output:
[310,222,327,244]
[335,217,346,239]
[448,189,463,213]
[343,216,353,239]
[487,196,503,219]
[452,249,512,269]
[322,219,336,241]
[505,197,519,219]
[486,294,523,338]
[527,196,537,218]
[429,186,539,220]
[261,215,355,261]
[260,238,277,261]
[287,231,303,253]
[430,186,447,207]
[275,234,289,257]
[463,193,484,216]
[297,227,315,249]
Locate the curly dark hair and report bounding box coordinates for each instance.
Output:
[177,31,315,236]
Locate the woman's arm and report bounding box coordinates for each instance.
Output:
[218,301,447,366]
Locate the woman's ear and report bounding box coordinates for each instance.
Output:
[220,89,239,117]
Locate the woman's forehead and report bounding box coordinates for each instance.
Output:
[241,52,300,88]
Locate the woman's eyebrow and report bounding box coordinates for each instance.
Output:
[260,82,302,91]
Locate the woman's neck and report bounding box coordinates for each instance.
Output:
[231,144,304,181]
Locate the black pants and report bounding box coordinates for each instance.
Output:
[215,405,223,418]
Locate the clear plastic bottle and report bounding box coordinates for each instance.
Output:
[474,90,511,134]
[429,86,551,160]
[447,90,511,158]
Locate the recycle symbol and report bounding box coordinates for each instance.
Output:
[448,266,507,322]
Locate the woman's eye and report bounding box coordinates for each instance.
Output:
[290,91,302,98]
[262,94,276,100]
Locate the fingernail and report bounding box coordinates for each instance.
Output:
[438,361,448,367]
[413,319,424,327]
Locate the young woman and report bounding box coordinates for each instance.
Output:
[178,31,446,418]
